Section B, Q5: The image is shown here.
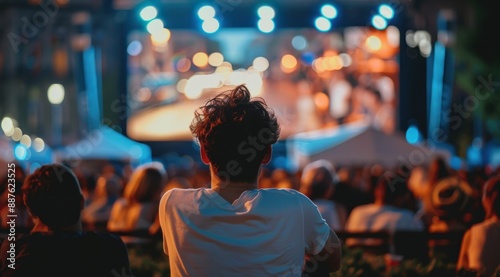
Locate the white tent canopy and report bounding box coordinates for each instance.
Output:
[55,125,152,166]
[287,122,450,170]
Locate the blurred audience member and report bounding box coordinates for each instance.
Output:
[428,176,473,233]
[331,166,372,215]
[107,162,166,233]
[345,173,423,247]
[428,176,474,263]
[82,174,122,231]
[0,164,132,276]
[457,175,500,277]
[300,159,347,231]
[416,156,454,228]
[0,163,31,230]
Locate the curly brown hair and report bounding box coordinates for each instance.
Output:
[190,84,280,183]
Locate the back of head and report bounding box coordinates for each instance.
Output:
[124,164,165,203]
[376,172,411,207]
[484,175,500,218]
[190,84,280,183]
[23,164,83,229]
[300,159,336,200]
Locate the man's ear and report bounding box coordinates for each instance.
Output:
[200,144,210,165]
[262,145,272,165]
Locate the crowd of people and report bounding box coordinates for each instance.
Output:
[1,84,499,276]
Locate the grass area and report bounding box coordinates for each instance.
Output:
[126,242,460,277]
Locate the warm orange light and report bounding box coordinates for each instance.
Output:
[312,58,325,73]
[314,92,330,112]
[151,28,171,52]
[324,50,338,57]
[192,52,208,68]
[281,54,297,73]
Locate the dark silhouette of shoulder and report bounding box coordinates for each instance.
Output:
[0,231,133,277]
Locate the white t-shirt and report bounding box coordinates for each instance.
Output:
[313,199,342,231]
[345,204,423,246]
[466,218,500,276]
[159,188,331,277]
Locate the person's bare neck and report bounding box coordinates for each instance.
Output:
[211,179,258,204]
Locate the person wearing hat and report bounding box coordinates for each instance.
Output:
[428,176,473,233]
[299,159,348,231]
[427,176,473,263]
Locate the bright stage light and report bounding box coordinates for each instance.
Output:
[257,6,275,19]
[202,18,220,33]
[321,4,337,19]
[314,17,331,32]
[258,19,275,33]
[378,4,395,19]
[372,15,387,30]
[47,83,65,105]
[198,5,216,20]
[146,19,164,34]
[140,6,157,21]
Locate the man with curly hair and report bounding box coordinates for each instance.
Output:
[159,84,341,276]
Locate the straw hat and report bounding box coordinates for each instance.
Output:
[431,176,474,218]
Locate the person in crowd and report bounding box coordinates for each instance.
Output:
[345,172,424,248]
[428,176,473,233]
[107,162,166,234]
[0,163,32,231]
[330,165,372,215]
[416,156,454,228]
[81,174,123,231]
[457,175,500,277]
[159,84,341,276]
[0,164,132,276]
[299,159,347,231]
[427,176,474,263]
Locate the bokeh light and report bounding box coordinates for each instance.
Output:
[198,5,216,20]
[252,57,270,72]
[146,19,164,34]
[257,6,275,19]
[258,19,275,33]
[47,83,65,104]
[378,4,395,19]
[140,6,157,21]
[33,137,45,152]
[292,35,307,51]
[202,18,220,33]
[314,17,331,32]
[20,134,32,147]
[208,52,224,67]
[193,52,209,68]
[127,40,143,56]
[372,15,387,30]
[321,4,338,19]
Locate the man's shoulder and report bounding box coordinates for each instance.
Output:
[160,188,206,206]
[258,188,302,197]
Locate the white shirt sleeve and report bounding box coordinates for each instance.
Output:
[298,193,331,255]
[158,189,172,255]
